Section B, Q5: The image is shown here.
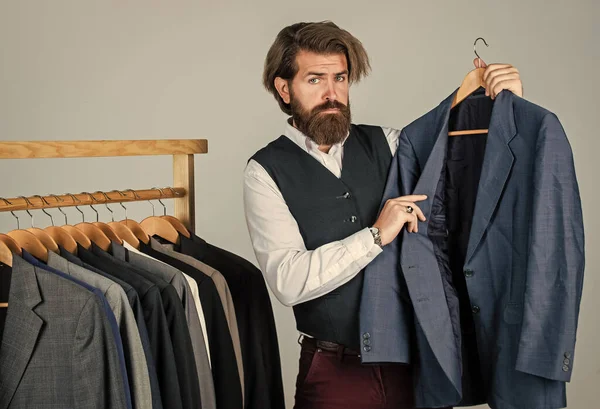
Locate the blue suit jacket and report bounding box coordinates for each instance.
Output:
[359,91,585,409]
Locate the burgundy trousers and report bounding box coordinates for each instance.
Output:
[293,337,451,409]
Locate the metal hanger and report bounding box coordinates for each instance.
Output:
[74,192,112,251]
[60,193,93,249]
[96,190,142,248]
[88,191,123,245]
[41,194,78,254]
[160,187,191,238]
[449,37,492,138]
[118,189,150,244]
[140,188,180,244]
[4,197,49,262]
[24,196,59,253]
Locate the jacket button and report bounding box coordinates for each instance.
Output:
[363,339,371,346]
[363,332,371,339]
[562,365,569,372]
[471,305,480,314]
[464,269,474,278]
[564,352,572,359]
[350,216,358,223]
[363,346,371,352]
[563,358,570,365]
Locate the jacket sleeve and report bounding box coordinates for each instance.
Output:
[515,113,585,382]
[73,295,128,409]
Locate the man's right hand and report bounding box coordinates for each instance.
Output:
[372,195,427,246]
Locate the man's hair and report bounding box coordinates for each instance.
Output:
[263,21,371,115]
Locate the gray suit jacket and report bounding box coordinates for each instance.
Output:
[0,255,128,409]
[360,91,585,409]
[112,242,216,409]
[46,251,152,409]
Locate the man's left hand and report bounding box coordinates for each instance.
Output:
[476,59,523,99]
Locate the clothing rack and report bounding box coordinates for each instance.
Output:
[0,139,208,230]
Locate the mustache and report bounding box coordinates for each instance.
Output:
[311,100,349,114]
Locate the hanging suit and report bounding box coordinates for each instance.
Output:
[359,90,585,409]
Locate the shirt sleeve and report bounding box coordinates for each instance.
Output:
[243,159,383,307]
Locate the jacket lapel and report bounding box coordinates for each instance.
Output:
[0,256,43,409]
[400,91,463,394]
[465,91,516,264]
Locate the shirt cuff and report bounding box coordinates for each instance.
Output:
[342,228,383,260]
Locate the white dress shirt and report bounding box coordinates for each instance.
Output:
[243,121,400,307]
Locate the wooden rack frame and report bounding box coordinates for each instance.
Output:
[0,139,208,232]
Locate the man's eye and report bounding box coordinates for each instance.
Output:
[309,78,320,84]
[336,76,346,82]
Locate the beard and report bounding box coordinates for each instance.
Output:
[290,92,352,146]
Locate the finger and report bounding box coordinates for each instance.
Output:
[397,202,426,221]
[491,78,522,99]
[488,74,521,98]
[484,68,519,89]
[472,58,487,69]
[395,195,428,202]
[482,64,513,83]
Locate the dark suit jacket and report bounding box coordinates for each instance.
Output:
[176,234,286,409]
[59,246,164,409]
[91,244,202,409]
[78,244,184,409]
[138,241,243,409]
[0,255,128,409]
[359,90,585,409]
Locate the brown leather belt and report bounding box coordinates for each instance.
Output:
[300,336,360,356]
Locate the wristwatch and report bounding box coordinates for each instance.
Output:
[369,226,383,248]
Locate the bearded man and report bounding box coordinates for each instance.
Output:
[244,21,523,409]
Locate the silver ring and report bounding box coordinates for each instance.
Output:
[406,205,414,214]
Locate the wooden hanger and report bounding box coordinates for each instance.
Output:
[139,189,180,244]
[64,193,111,251]
[40,195,79,253]
[160,188,191,238]
[449,38,490,137]
[7,229,48,262]
[13,196,59,253]
[116,190,150,244]
[0,239,10,307]
[0,234,21,256]
[81,192,122,245]
[0,234,20,268]
[61,225,92,249]
[0,199,49,262]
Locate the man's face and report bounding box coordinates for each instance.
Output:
[280,51,352,147]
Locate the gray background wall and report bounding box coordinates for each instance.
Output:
[0,1,597,408]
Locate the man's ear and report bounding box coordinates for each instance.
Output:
[274,77,291,104]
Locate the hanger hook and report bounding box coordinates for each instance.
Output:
[50,194,68,225]
[144,190,156,217]
[95,191,115,222]
[18,196,35,228]
[111,190,128,221]
[32,195,55,226]
[82,192,100,222]
[153,187,168,216]
[474,37,489,69]
[66,193,85,223]
[0,197,20,230]
[124,189,145,219]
